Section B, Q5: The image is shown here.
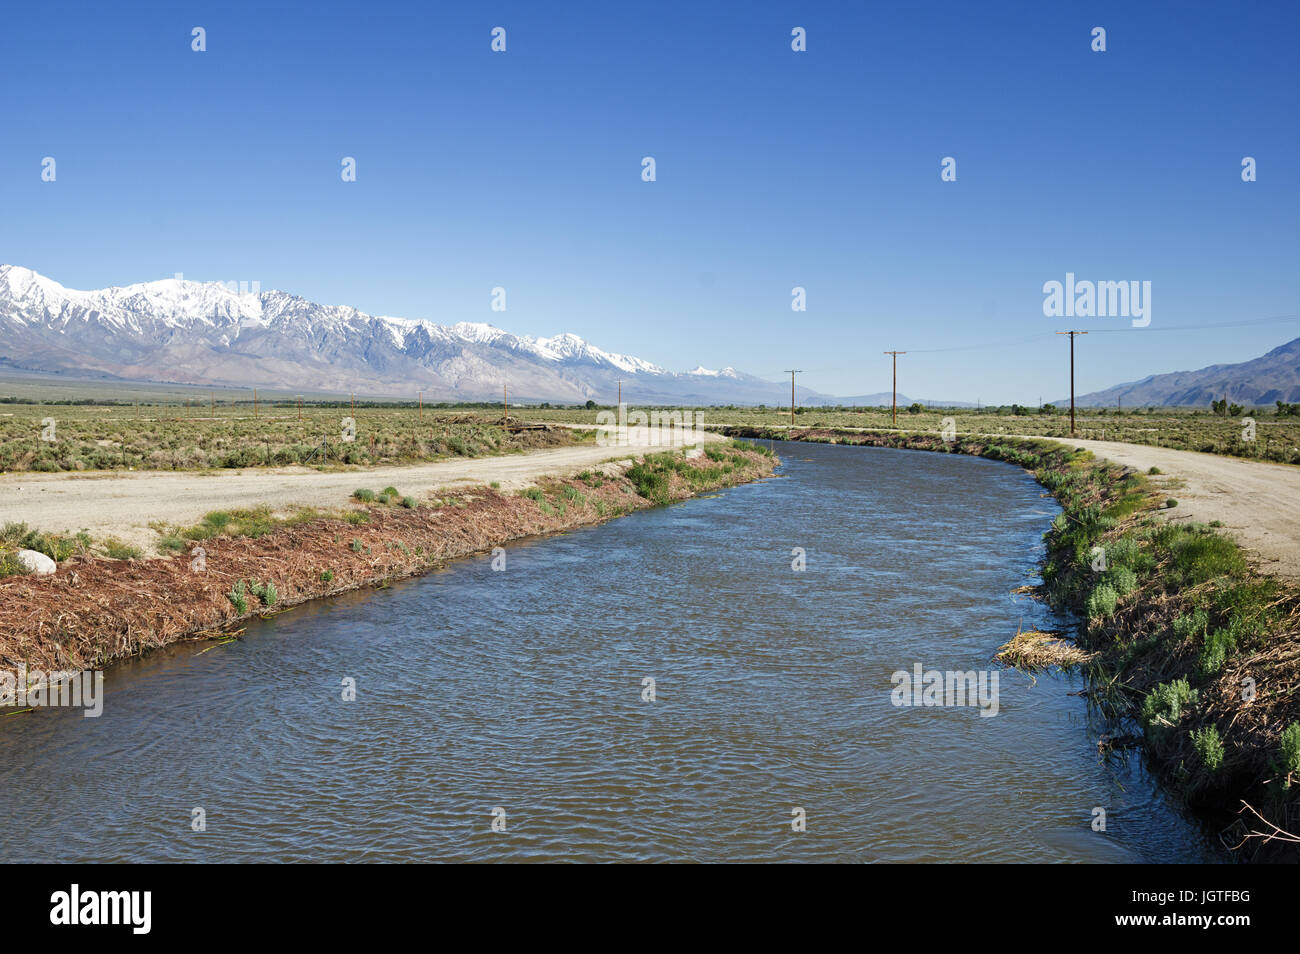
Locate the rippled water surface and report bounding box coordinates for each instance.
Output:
[0,441,1222,862]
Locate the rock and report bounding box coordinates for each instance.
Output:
[15,549,56,575]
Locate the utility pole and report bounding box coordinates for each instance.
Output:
[418,390,422,420]
[297,395,302,421]
[503,384,508,426]
[884,352,906,427]
[617,379,621,407]
[1056,331,1088,436]
[254,387,258,417]
[783,370,802,428]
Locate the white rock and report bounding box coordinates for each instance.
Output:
[15,549,56,575]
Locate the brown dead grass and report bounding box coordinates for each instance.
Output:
[996,626,1097,672]
[0,449,775,672]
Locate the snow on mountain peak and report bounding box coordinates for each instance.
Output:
[687,365,739,378]
[0,265,779,401]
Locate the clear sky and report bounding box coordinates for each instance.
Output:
[2,1,1297,403]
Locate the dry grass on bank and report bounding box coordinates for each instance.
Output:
[0,444,775,673]
[996,626,1098,672]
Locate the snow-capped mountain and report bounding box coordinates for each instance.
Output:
[0,265,828,404]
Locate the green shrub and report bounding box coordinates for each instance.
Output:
[625,461,670,505]
[320,569,334,583]
[351,538,363,552]
[352,488,375,502]
[1199,628,1234,674]
[1171,609,1208,643]
[1169,533,1247,586]
[1086,582,1118,619]
[1165,498,1178,508]
[1141,678,1198,742]
[228,579,248,614]
[401,496,417,508]
[381,486,399,498]
[1278,723,1300,789]
[103,538,142,560]
[1191,725,1225,773]
[1105,565,1138,597]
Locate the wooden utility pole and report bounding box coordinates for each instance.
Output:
[503,384,508,426]
[884,351,906,426]
[253,387,258,417]
[617,379,621,406]
[1056,331,1088,435]
[350,392,354,415]
[297,395,302,420]
[783,370,802,428]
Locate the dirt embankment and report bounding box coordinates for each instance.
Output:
[0,426,722,554]
[0,445,775,673]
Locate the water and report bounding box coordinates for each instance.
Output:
[0,441,1221,862]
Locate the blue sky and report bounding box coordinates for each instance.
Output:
[2,1,1297,402]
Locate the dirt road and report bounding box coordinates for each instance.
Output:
[1,427,717,553]
[1055,437,1300,581]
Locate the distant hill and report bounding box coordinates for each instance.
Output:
[1072,336,1300,408]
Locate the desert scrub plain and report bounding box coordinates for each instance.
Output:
[0,402,580,473]
[482,403,1300,465]
[5,397,1300,471]
[726,424,1300,859]
[0,441,775,675]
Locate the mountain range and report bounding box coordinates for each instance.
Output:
[1073,335,1300,407]
[0,265,915,406]
[5,265,1296,408]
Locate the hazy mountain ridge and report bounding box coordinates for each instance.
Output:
[1072,336,1300,407]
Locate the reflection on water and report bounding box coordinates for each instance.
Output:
[0,441,1222,862]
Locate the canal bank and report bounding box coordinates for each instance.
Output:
[0,443,776,676]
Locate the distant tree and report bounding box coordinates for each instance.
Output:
[1039,403,1057,415]
[1228,403,1244,417]
[584,399,597,410]
[1276,400,1299,417]
[1211,398,1228,416]
[907,402,923,414]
